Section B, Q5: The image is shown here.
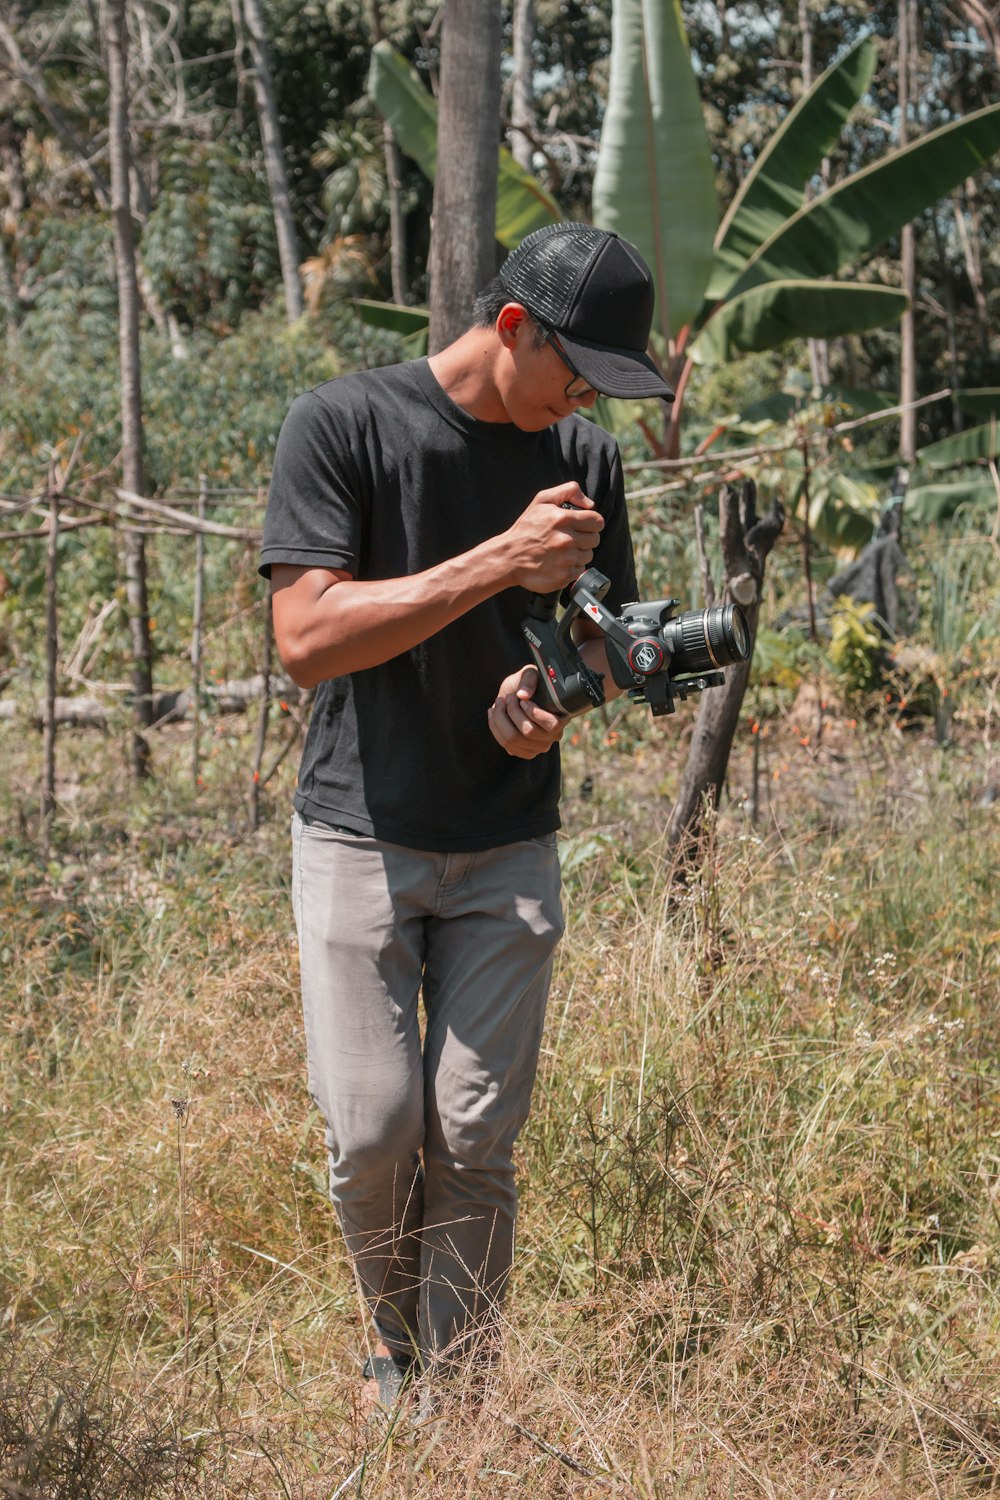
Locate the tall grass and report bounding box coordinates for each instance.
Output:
[1,700,999,1497]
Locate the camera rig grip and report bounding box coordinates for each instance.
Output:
[521,569,740,719]
[521,577,607,715]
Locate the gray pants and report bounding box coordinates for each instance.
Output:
[291,812,564,1366]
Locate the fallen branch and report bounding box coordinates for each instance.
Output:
[0,674,300,728]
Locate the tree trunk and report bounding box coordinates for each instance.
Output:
[41,490,59,841]
[953,180,989,358]
[799,0,830,391]
[666,481,785,855]
[370,0,409,304]
[239,0,304,321]
[429,0,502,351]
[510,0,536,171]
[897,0,917,465]
[107,0,154,778]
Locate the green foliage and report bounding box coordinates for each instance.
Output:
[750,624,822,711]
[592,0,718,340]
[141,142,280,328]
[828,595,883,697]
[696,279,907,364]
[368,42,562,248]
[709,34,879,293]
[906,477,998,524]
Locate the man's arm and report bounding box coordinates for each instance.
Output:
[270,481,603,689]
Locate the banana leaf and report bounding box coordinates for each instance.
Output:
[916,421,1000,469]
[352,299,429,336]
[694,280,907,363]
[708,34,878,298]
[352,298,428,358]
[368,42,560,248]
[954,388,1000,418]
[591,0,717,344]
[721,101,1000,303]
[809,470,882,551]
[906,479,998,523]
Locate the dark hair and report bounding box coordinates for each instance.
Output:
[471,275,546,347]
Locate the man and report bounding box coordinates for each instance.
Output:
[259,222,673,1407]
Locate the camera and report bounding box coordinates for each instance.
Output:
[522,568,751,718]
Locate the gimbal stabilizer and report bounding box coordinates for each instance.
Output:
[521,569,751,718]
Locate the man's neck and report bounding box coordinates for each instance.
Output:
[427,330,511,424]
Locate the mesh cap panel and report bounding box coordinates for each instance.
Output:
[498,223,610,326]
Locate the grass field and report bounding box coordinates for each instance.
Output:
[2,696,999,1498]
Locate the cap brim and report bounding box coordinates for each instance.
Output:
[557,331,675,401]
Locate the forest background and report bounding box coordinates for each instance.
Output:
[2,1,1000,1496]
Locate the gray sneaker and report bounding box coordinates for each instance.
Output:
[361,1352,415,1411]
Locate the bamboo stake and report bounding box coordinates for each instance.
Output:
[694,502,716,607]
[799,432,817,641]
[250,592,273,831]
[191,475,207,793]
[41,489,59,847]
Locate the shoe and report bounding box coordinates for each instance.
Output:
[361,1351,415,1411]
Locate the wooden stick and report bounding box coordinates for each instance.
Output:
[191,475,207,793]
[694,501,716,607]
[41,490,59,844]
[250,593,273,831]
[117,487,261,540]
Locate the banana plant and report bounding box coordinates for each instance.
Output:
[592,3,1000,456]
[364,18,1000,476]
[368,42,560,249]
[904,414,1000,522]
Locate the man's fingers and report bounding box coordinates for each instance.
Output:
[537,480,593,510]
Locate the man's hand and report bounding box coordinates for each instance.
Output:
[488,665,566,759]
[504,481,604,594]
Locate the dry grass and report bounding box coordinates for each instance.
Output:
[1,700,999,1498]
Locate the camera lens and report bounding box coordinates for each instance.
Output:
[661,602,751,676]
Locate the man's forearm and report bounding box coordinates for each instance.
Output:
[273,537,515,688]
[271,482,606,688]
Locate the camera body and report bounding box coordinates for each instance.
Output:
[521,568,750,719]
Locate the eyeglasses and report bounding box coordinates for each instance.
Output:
[537,324,601,402]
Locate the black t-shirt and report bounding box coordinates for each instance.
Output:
[259,357,637,852]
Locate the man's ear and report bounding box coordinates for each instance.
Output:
[496,303,527,349]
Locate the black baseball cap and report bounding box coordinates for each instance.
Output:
[498,222,674,402]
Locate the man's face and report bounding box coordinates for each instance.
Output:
[499,310,601,431]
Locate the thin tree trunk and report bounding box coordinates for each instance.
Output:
[800,0,830,391]
[191,476,207,793]
[41,489,59,845]
[510,0,536,171]
[429,0,503,351]
[370,0,408,304]
[953,181,989,358]
[250,595,273,831]
[239,0,304,321]
[107,0,154,778]
[931,213,964,432]
[898,0,917,465]
[667,481,785,855]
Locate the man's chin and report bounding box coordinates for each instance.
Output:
[513,408,566,433]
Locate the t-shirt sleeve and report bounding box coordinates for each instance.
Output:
[258,389,366,579]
